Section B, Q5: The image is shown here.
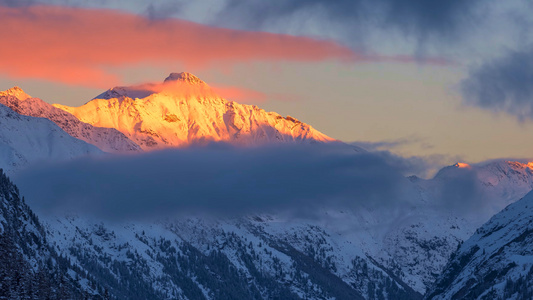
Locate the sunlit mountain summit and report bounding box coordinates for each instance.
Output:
[53,72,335,150]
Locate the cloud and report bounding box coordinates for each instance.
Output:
[210,86,267,104]
[23,0,484,44]
[351,136,430,152]
[461,48,533,120]
[92,79,279,105]
[350,137,460,178]
[16,1,531,64]
[432,167,487,213]
[14,143,423,220]
[0,0,35,6]
[213,0,483,48]
[12,142,504,223]
[0,5,355,88]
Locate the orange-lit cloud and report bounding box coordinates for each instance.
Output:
[0,5,357,88]
[211,86,267,104]
[98,79,290,105]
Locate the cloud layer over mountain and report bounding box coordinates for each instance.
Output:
[15,144,423,220]
[15,143,497,221]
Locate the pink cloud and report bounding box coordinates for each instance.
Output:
[0,5,357,87]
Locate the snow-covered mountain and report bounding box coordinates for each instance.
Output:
[0,87,141,153]
[2,73,533,298]
[0,103,101,174]
[419,160,533,224]
[434,161,533,204]
[0,170,125,299]
[426,189,533,299]
[377,160,533,294]
[14,158,528,299]
[53,72,335,150]
[476,161,533,205]
[40,213,423,299]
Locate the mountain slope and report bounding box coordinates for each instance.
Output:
[422,160,533,224]
[476,160,533,206]
[5,153,532,299]
[39,213,421,300]
[31,159,533,299]
[391,160,533,294]
[53,72,335,150]
[0,87,141,153]
[0,170,102,299]
[426,189,533,299]
[0,103,101,173]
[14,157,533,299]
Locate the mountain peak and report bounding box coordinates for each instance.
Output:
[164,72,206,85]
[453,162,471,169]
[0,86,32,100]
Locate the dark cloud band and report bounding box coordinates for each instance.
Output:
[14,143,420,220]
[461,49,533,120]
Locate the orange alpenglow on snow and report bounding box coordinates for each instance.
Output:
[527,162,533,169]
[53,72,335,150]
[0,87,142,153]
[454,162,471,169]
[0,86,32,101]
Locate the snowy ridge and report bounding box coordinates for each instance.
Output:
[53,72,335,150]
[426,190,533,299]
[476,160,533,206]
[0,103,101,174]
[17,158,533,299]
[389,160,533,294]
[35,158,533,299]
[3,74,533,298]
[0,88,142,153]
[0,86,31,100]
[40,213,422,299]
[417,160,533,224]
[434,160,533,203]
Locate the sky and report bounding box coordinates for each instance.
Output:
[1,0,533,164]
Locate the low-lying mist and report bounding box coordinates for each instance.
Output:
[13,143,423,220]
[13,142,496,222]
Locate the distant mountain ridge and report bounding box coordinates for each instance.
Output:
[53,72,335,150]
[2,74,533,298]
[387,159,533,293]
[19,158,532,299]
[0,102,101,174]
[0,87,141,153]
[426,189,533,299]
